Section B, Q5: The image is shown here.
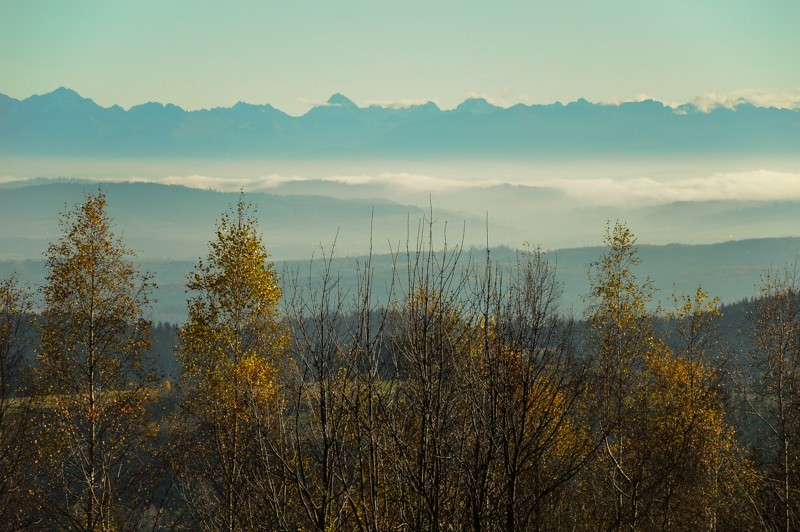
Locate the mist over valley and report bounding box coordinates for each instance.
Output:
[3,89,800,321]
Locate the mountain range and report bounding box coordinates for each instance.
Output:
[2,88,799,158]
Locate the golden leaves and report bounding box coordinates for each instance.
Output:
[33,192,158,527]
[178,195,286,423]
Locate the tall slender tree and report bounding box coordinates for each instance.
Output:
[585,222,658,529]
[175,195,287,530]
[585,223,759,530]
[748,267,800,531]
[36,192,158,530]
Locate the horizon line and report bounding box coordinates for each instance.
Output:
[4,86,800,116]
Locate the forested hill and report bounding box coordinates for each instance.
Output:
[0,181,440,260]
[3,181,799,323]
[4,180,800,263]
[2,88,799,157]
[3,237,798,324]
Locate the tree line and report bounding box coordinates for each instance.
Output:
[0,192,798,530]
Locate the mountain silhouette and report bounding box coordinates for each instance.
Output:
[1,88,798,158]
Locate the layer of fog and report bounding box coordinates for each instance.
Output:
[4,156,800,252]
[6,156,800,201]
[114,168,800,207]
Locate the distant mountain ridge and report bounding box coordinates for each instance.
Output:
[3,237,799,324]
[1,88,798,158]
[2,179,799,323]
[3,179,799,261]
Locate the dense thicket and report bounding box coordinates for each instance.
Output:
[2,194,799,530]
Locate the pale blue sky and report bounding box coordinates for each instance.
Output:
[1,0,798,115]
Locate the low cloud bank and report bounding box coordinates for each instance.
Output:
[7,169,799,209]
[124,169,800,207]
[129,172,508,193]
[544,170,800,206]
[690,89,800,112]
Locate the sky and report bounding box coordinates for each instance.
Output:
[2,0,799,115]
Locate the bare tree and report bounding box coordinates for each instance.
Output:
[272,225,395,531]
[747,266,800,531]
[278,244,355,530]
[467,246,591,531]
[380,214,476,530]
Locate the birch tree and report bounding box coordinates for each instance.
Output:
[36,192,157,530]
[176,195,287,530]
[748,267,800,531]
